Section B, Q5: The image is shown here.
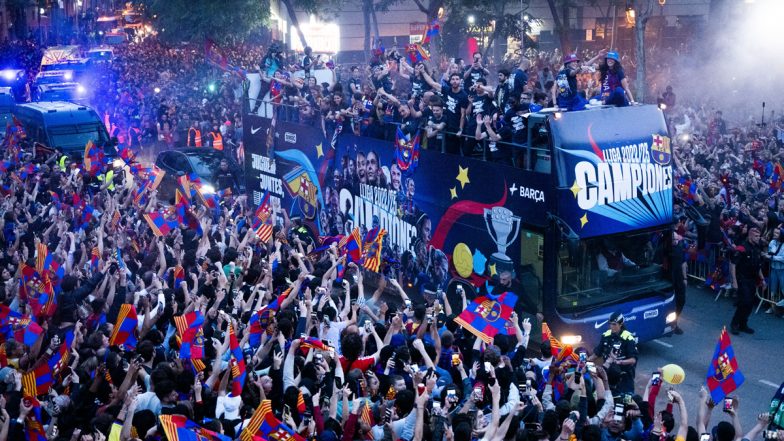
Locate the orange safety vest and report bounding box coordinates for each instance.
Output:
[210,132,223,151]
[188,128,202,147]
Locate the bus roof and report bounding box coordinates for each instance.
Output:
[41,46,81,66]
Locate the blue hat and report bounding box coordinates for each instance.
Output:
[390,333,406,348]
[606,51,620,62]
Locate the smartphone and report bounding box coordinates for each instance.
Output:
[283,404,291,418]
[484,362,492,372]
[579,352,586,363]
[651,372,661,385]
[568,411,578,423]
[451,353,460,366]
[723,398,733,412]
[614,404,625,421]
[624,394,634,405]
[586,362,596,374]
[433,401,441,410]
[411,363,419,373]
[700,434,711,441]
[473,385,484,401]
[518,382,528,394]
[446,388,457,401]
[303,411,312,426]
[335,377,343,389]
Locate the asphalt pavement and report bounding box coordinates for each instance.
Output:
[633,283,784,431]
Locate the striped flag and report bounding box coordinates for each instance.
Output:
[229,325,246,396]
[174,312,205,360]
[362,228,387,272]
[159,414,231,441]
[108,304,138,349]
[241,400,305,441]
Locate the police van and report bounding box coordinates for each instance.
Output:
[13,101,115,158]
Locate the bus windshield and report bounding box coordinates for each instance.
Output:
[557,229,671,313]
[49,123,108,150]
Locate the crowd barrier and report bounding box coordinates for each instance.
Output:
[686,249,782,314]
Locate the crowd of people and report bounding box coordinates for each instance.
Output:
[0,31,781,441]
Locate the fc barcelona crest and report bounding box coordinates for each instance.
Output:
[651,134,671,165]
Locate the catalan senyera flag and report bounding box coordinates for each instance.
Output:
[229,324,246,396]
[159,414,231,441]
[254,223,274,243]
[706,328,745,404]
[174,312,206,360]
[360,399,374,427]
[108,304,138,349]
[453,291,518,344]
[35,243,52,274]
[362,228,387,272]
[241,400,305,441]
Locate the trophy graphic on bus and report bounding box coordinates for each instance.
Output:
[483,207,521,275]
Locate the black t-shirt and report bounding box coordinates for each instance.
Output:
[411,75,430,99]
[510,68,528,97]
[439,85,469,131]
[463,66,485,93]
[467,94,496,127]
[347,78,362,95]
[555,68,578,100]
[503,107,528,144]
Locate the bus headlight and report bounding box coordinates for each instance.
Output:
[1,70,16,81]
[665,312,677,323]
[76,84,86,94]
[64,71,73,81]
[561,335,582,345]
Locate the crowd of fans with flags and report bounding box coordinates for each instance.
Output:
[0,33,782,441]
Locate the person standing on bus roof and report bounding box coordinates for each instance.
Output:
[553,52,603,112]
[590,311,638,395]
[598,51,635,107]
[421,70,468,155]
[729,226,765,335]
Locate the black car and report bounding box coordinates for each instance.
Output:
[154,149,245,202]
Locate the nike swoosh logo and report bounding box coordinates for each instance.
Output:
[594,320,609,329]
[251,126,261,135]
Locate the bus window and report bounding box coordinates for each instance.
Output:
[518,229,544,317]
[557,229,671,312]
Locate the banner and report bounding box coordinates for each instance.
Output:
[244,115,549,295]
[552,105,672,238]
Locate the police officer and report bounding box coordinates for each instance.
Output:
[591,311,638,395]
[729,226,765,335]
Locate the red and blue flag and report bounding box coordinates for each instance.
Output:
[159,414,231,441]
[706,328,745,403]
[241,399,305,441]
[108,304,138,349]
[175,312,205,360]
[229,324,246,396]
[453,291,518,343]
[144,211,179,237]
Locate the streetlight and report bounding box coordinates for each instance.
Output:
[467,15,475,25]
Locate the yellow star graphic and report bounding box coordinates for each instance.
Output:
[450,187,458,199]
[456,166,470,189]
[570,180,582,198]
[315,142,324,158]
[580,213,589,228]
[488,263,497,277]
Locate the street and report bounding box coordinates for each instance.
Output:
[635,283,784,428]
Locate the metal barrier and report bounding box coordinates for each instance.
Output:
[686,248,782,314]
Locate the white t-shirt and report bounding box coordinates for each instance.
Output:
[320,321,348,355]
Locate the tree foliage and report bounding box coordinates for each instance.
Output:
[440,0,528,62]
[141,0,270,44]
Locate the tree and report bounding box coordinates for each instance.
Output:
[410,0,446,65]
[142,0,269,44]
[631,0,655,102]
[545,0,574,53]
[439,0,526,63]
